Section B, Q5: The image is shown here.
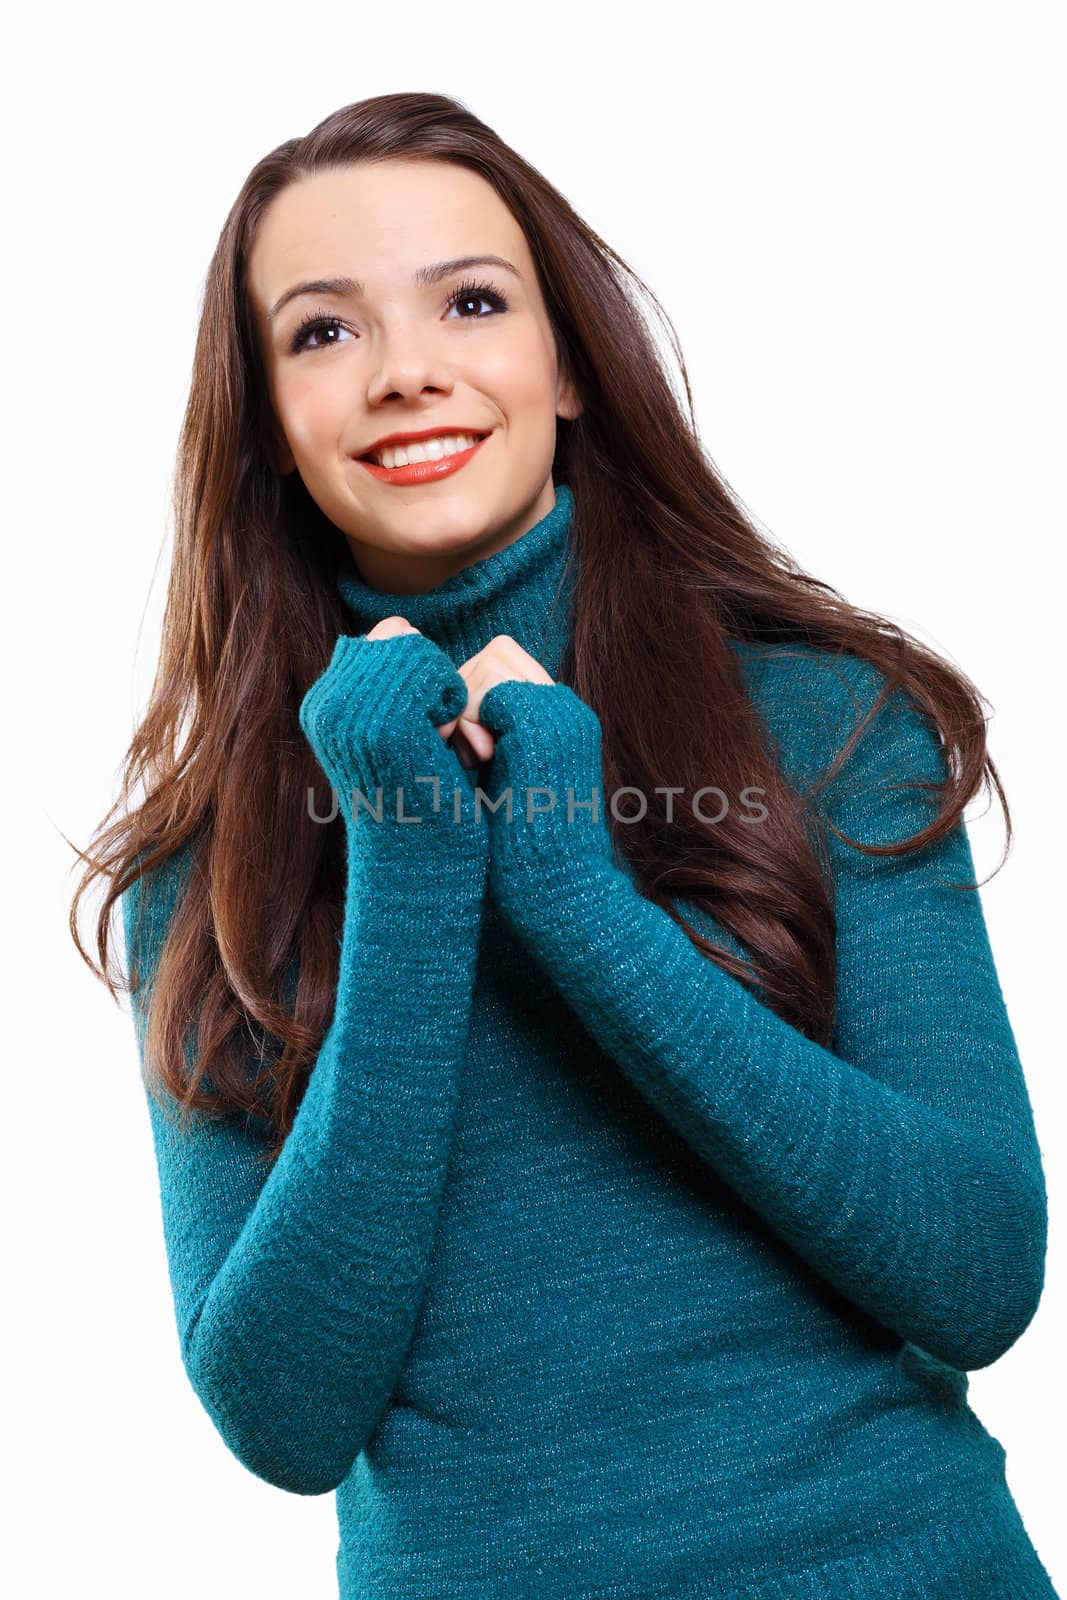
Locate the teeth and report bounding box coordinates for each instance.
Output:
[373,432,482,468]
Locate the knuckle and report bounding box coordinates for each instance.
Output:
[369,615,415,638]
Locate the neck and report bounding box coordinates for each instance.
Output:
[335,483,576,680]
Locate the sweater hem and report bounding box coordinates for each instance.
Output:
[337,1474,1060,1600]
[702,1475,1059,1600]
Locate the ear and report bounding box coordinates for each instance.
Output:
[555,346,584,424]
[556,370,584,424]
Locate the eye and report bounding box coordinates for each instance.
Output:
[444,277,510,321]
[288,311,355,355]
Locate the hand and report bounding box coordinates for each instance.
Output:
[362,620,552,769]
[362,614,499,764]
[431,632,556,770]
[341,623,612,896]
[475,674,617,917]
[298,619,480,838]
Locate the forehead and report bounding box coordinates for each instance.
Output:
[246,159,529,315]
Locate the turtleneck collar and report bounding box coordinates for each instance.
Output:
[335,482,576,681]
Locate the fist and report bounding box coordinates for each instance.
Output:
[437,634,555,769]
[364,620,554,770]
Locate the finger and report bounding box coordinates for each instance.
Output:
[448,726,480,770]
[365,616,419,641]
[459,637,555,687]
[448,717,499,769]
[454,715,496,762]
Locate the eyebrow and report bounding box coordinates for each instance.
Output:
[268,255,523,321]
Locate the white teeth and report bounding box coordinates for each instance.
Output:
[374,432,482,468]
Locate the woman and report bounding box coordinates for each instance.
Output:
[71,91,1059,1597]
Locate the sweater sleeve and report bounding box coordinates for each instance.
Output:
[123,631,488,1495]
[475,656,1049,1372]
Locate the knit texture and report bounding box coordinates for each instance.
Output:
[122,483,1059,1598]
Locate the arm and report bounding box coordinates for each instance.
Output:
[476,659,1048,1371]
[124,631,487,1494]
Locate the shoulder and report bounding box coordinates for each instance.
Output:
[727,638,946,804]
[729,636,891,712]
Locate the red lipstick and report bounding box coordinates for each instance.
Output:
[357,432,491,486]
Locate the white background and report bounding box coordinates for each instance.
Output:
[8,1,1064,1594]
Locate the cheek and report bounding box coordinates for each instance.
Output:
[276,370,349,451]
[472,325,561,413]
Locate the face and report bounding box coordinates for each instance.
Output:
[247,158,583,595]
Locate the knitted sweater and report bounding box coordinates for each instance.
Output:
[122,483,1059,1598]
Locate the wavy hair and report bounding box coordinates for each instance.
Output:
[68,90,1008,1165]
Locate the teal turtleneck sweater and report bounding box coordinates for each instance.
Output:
[122,482,1058,1598]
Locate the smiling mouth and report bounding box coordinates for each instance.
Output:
[358,431,491,466]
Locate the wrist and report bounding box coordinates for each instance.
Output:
[334,764,489,865]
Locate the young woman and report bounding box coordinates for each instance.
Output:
[72,91,1059,1598]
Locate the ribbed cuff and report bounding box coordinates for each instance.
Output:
[299,632,486,855]
[477,680,615,880]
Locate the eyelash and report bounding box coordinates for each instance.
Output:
[288,277,510,354]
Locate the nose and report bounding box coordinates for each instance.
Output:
[365,323,454,408]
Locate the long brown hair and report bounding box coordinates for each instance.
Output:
[68,90,1008,1166]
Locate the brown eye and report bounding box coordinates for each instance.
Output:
[290,313,355,354]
